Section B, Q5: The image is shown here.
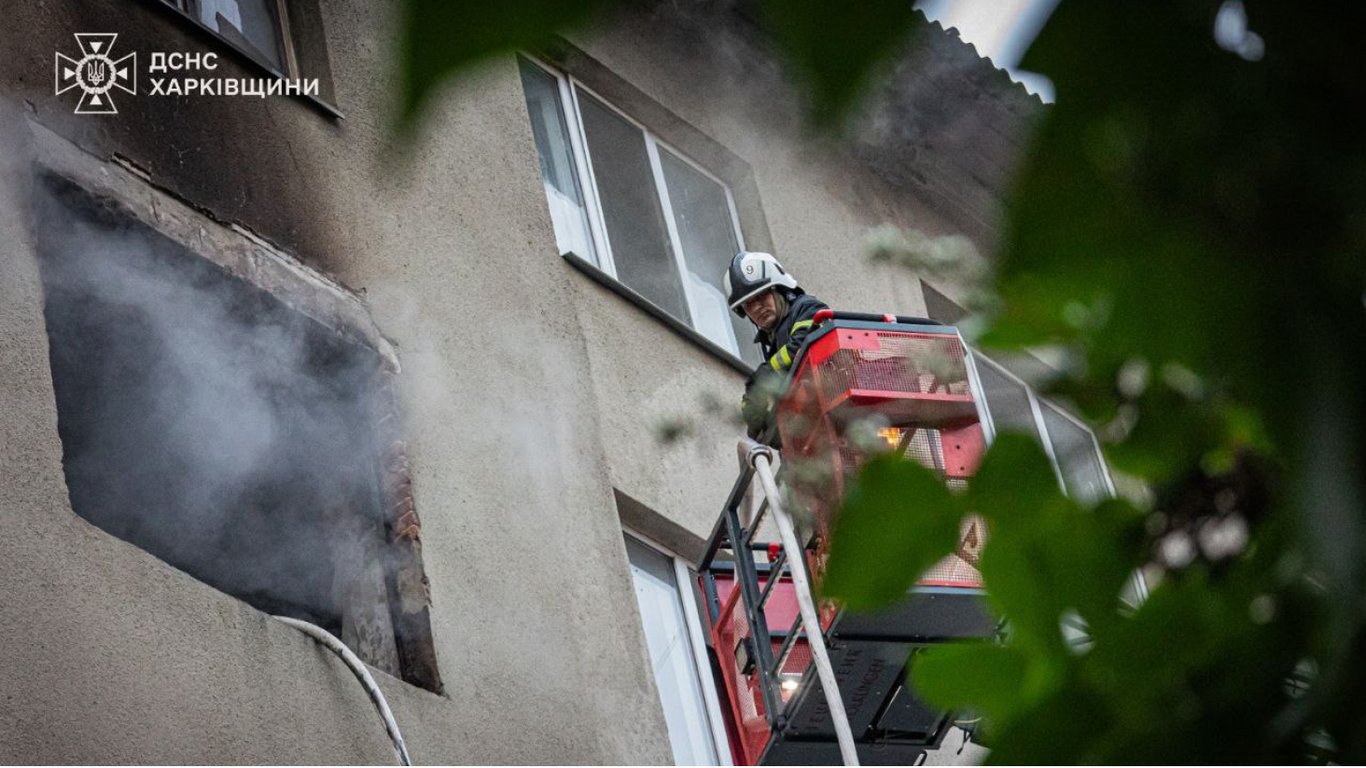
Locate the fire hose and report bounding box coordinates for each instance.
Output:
[274,616,413,766]
[746,440,861,766]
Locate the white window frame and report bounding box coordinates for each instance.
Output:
[522,56,751,358]
[969,350,1149,604]
[969,351,1117,498]
[624,529,735,766]
[1034,393,1119,498]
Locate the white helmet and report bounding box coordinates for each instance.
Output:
[724,251,801,317]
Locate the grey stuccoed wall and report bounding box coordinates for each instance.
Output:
[0,0,1032,762]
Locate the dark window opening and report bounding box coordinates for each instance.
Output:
[147,0,341,111]
[162,0,290,74]
[34,175,440,692]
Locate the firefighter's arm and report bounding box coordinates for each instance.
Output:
[741,366,782,438]
[764,299,830,373]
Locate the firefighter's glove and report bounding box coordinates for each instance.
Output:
[742,368,785,440]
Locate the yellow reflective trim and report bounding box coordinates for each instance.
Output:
[769,347,793,371]
[791,319,814,332]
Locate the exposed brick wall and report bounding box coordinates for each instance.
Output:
[372,368,442,693]
[376,373,421,543]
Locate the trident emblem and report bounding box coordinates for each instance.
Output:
[86,59,107,87]
[55,34,136,115]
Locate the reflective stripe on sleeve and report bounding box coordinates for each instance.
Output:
[769,346,793,371]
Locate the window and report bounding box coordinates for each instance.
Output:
[160,0,297,77]
[971,354,1114,504]
[924,280,1115,504]
[518,57,761,367]
[625,535,732,766]
[35,175,440,692]
[973,353,1043,442]
[1037,398,1109,502]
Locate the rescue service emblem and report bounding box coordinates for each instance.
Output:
[55,33,136,115]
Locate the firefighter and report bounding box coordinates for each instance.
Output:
[724,251,829,441]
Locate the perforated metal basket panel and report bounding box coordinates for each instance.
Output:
[816,333,970,401]
[920,515,986,586]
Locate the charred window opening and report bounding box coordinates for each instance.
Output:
[33,174,441,693]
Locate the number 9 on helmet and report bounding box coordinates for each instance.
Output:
[724,251,802,317]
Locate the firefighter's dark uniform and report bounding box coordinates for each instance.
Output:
[742,293,829,440]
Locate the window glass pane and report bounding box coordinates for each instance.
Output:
[517,59,596,263]
[576,89,689,322]
[976,357,1041,442]
[625,537,719,766]
[658,148,759,367]
[195,0,285,71]
[1040,401,1107,503]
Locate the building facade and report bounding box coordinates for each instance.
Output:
[0,0,1058,763]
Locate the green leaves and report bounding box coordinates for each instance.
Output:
[827,434,1143,637]
[911,643,1029,719]
[895,445,1310,762]
[821,454,965,611]
[979,4,1366,759]
[826,434,1149,758]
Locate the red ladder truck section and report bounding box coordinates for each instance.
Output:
[699,312,996,766]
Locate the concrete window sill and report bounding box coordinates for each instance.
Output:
[561,251,752,376]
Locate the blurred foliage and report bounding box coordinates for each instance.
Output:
[831,1,1366,762]
[823,453,969,611]
[398,0,1364,761]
